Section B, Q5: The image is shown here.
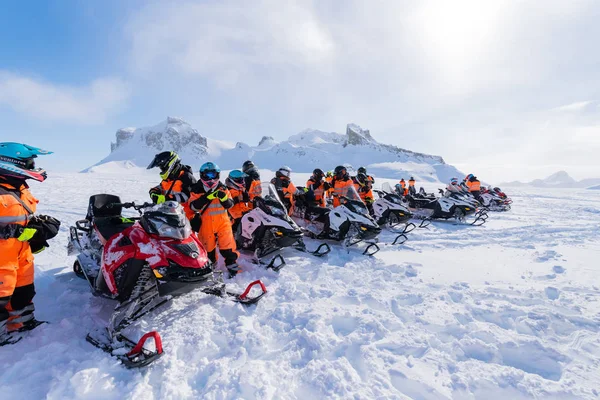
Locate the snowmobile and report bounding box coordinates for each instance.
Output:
[372,182,418,244]
[235,183,330,270]
[405,187,488,226]
[292,185,381,256]
[478,187,512,211]
[68,195,266,368]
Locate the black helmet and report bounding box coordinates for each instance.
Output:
[312,168,324,180]
[334,165,347,179]
[242,160,255,172]
[148,151,181,180]
[356,172,368,184]
[357,166,367,175]
[409,176,415,181]
[242,160,260,179]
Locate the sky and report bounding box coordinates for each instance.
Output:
[1,0,599,183]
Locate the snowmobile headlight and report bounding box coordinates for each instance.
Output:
[275,231,283,236]
[465,207,471,211]
[360,226,368,231]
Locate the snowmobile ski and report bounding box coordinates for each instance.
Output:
[294,241,331,257]
[86,330,164,369]
[201,279,267,305]
[362,242,380,256]
[264,254,286,272]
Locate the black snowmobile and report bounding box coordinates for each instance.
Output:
[292,185,381,256]
[405,186,488,226]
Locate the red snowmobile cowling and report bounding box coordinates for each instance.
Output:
[101,222,209,295]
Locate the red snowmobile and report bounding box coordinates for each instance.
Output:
[68,194,266,368]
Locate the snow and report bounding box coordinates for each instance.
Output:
[2,173,600,399]
[86,118,459,182]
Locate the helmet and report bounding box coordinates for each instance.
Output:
[334,165,347,180]
[465,174,474,181]
[409,177,415,181]
[450,177,458,185]
[357,166,367,175]
[199,162,221,189]
[276,166,292,180]
[242,160,259,179]
[326,171,333,178]
[312,168,324,181]
[356,173,368,184]
[226,169,247,190]
[400,178,405,182]
[0,142,52,182]
[148,151,181,180]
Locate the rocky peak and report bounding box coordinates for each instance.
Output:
[346,123,375,146]
[110,117,208,155]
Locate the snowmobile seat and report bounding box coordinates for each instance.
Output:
[94,216,135,244]
[86,194,123,221]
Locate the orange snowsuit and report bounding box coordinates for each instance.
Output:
[331,178,354,207]
[247,180,262,204]
[151,167,196,220]
[228,186,250,220]
[188,182,238,267]
[306,178,327,207]
[468,180,481,192]
[354,182,374,204]
[408,178,415,188]
[0,182,38,332]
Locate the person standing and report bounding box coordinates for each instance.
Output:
[0,143,59,346]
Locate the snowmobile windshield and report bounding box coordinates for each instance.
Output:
[340,186,368,215]
[258,183,288,218]
[142,201,192,240]
[381,182,393,194]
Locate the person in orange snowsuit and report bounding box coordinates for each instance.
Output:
[147,151,196,220]
[225,170,250,233]
[188,162,239,278]
[0,143,59,345]
[242,160,262,205]
[353,172,375,215]
[399,178,408,196]
[305,168,329,208]
[466,174,481,198]
[270,166,296,215]
[331,165,354,207]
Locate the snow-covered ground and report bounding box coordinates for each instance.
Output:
[2,173,599,399]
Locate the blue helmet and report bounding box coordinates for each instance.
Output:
[200,162,220,173]
[0,142,53,182]
[199,162,221,188]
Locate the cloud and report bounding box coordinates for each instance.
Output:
[0,72,131,124]
[122,0,600,181]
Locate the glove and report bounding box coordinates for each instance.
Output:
[190,213,201,232]
[323,182,331,191]
[365,197,374,204]
[151,193,166,204]
[242,192,250,202]
[216,190,229,202]
[17,228,37,242]
[191,195,211,211]
[281,180,289,189]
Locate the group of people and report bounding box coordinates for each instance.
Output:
[146,157,384,274]
[446,174,482,197]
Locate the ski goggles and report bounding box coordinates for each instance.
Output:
[202,170,219,180]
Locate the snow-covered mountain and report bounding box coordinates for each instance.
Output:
[502,171,600,188]
[85,117,463,183]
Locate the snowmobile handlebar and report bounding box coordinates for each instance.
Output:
[110,202,155,212]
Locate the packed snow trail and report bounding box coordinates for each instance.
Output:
[1,173,599,399]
